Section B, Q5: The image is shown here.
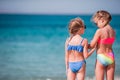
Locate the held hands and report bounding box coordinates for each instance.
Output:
[84,43,96,59]
[89,44,96,53]
[88,44,97,49]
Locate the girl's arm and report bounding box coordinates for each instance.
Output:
[89,29,101,49]
[83,39,96,59]
[65,38,69,74]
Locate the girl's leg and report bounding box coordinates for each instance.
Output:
[106,63,115,80]
[77,63,86,80]
[95,60,105,80]
[67,68,76,80]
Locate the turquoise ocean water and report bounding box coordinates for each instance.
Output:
[0,14,120,80]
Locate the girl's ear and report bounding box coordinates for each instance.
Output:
[102,19,105,23]
[79,28,82,31]
[102,19,107,25]
[99,19,104,24]
[77,28,83,34]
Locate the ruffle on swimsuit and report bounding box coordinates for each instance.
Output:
[67,38,84,53]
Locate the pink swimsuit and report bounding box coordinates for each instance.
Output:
[98,37,115,44]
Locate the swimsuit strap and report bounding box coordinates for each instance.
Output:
[80,38,84,45]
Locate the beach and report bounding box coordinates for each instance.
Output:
[0,14,120,80]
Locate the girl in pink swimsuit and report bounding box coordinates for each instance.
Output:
[89,10,116,80]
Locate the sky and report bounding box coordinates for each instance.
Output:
[0,0,120,15]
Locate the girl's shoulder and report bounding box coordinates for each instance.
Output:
[82,38,88,45]
[96,28,102,32]
[94,29,102,37]
[65,37,70,44]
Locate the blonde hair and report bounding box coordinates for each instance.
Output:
[68,17,84,35]
[92,10,112,23]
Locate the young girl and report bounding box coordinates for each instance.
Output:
[65,17,95,80]
[89,10,116,80]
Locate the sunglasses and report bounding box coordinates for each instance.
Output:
[84,25,86,29]
[94,22,98,26]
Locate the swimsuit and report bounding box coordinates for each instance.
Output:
[69,60,86,73]
[97,37,115,66]
[67,38,86,73]
[67,38,84,52]
[98,37,115,44]
[97,52,114,66]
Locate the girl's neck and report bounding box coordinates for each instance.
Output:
[104,24,110,29]
[71,34,81,37]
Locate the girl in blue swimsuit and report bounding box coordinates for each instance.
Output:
[65,17,95,80]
